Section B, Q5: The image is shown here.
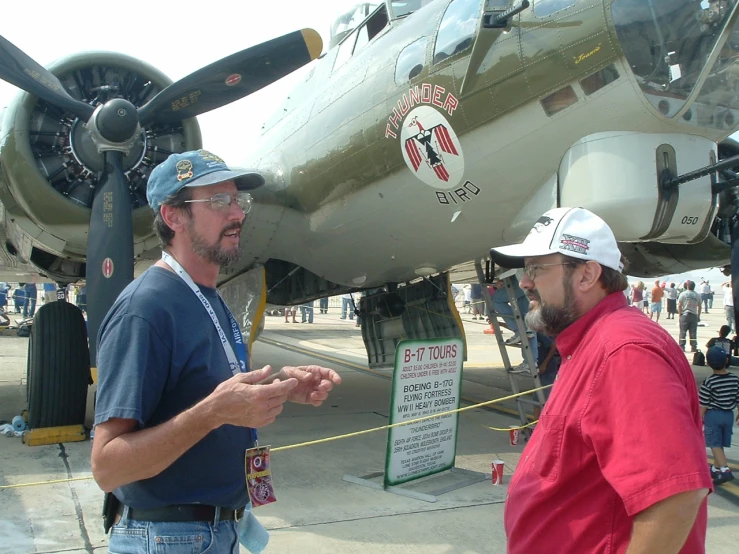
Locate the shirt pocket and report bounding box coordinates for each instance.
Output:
[533,414,566,482]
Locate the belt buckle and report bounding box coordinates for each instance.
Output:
[234,506,243,522]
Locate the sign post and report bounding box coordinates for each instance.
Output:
[384,337,463,487]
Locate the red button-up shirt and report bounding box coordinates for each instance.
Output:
[505,292,712,554]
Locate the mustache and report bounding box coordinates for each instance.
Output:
[220,223,242,238]
[527,290,541,302]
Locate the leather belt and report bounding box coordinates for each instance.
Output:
[115,504,245,523]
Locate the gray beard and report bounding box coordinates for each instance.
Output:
[187,223,241,267]
[525,277,579,337]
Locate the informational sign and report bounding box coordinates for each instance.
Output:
[385,337,463,487]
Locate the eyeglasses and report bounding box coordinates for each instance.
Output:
[523,262,578,280]
[184,191,253,214]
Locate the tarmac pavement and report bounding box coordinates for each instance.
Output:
[0,299,738,553]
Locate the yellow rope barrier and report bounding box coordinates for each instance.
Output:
[0,384,550,490]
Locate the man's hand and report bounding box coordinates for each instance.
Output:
[275,365,342,406]
[207,366,298,428]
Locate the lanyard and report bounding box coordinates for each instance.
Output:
[161,252,256,443]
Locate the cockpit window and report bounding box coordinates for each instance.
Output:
[433,0,482,64]
[391,0,434,18]
[330,3,382,49]
[395,37,428,85]
[613,0,739,129]
[332,3,390,71]
[533,0,579,18]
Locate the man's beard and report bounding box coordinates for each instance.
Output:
[525,276,579,337]
[187,221,241,267]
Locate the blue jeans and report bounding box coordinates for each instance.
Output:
[492,290,538,361]
[23,297,36,318]
[301,303,314,323]
[704,409,734,448]
[319,298,329,313]
[109,516,239,553]
[341,298,354,319]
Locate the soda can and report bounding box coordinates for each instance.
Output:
[492,460,505,485]
[509,425,520,446]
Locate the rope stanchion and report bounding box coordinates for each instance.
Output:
[0,384,551,490]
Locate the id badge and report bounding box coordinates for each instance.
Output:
[245,446,276,507]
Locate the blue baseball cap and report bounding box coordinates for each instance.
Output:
[147,149,264,212]
[706,346,730,369]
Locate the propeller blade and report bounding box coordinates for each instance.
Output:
[138,29,323,126]
[0,35,95,121]
[86,151,134,366]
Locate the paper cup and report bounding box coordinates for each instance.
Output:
[508,426,520,446]
[492,460,505,485]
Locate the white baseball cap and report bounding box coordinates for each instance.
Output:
[490,207,624,271]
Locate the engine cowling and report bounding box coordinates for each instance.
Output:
[0,52,202,281]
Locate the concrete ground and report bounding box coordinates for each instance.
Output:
[0,299,737,553]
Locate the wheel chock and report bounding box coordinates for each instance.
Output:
[22,424,86,446]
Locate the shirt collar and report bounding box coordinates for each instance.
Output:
[555,292,628,358]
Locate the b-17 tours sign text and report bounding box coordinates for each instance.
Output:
[385,338,463,486]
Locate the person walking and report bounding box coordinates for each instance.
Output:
[13,286,24,314]
[666,282,679,320]
[92,150,341,554]
[678,281,703,353]
[700,347,739,485]
[300,301,314,323]
[319,297,329,314]
[340,293,355,320]
[699,279,711,313]
[650,279,664,323]
[284,305,297,323]
[631,282,643,311]
[490,207,710,554]
[722,282,734,332]
[42,282,56,304]
[22,282,37,318]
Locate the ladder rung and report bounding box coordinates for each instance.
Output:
[517,397,542,406]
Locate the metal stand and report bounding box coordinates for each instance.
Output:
[343,467,489,503]
[475,260,546,438]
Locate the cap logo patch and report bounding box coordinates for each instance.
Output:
[198,150,225,164]
[176,159,194,181]
[532,215,554,233]
[559,234,590,255]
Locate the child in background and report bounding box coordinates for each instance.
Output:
[700,347,739,485]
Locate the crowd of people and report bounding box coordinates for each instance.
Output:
[0,281,87,318]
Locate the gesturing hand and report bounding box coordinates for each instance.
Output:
[276,365,342,406]
[209,366,298,429]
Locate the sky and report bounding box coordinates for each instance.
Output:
[0,0,357,162]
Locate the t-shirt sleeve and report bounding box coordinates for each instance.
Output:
[94,313,171,428]
[582,344,711,516]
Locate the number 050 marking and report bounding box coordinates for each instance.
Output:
[681,216,699,225]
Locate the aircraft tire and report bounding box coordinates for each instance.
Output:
[26,301,91,429]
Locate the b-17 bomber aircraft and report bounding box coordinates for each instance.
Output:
[2,0,739,428]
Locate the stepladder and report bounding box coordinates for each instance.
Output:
[474,260,548,440]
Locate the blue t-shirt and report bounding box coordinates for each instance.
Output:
[43,283,56,292]
[95,266,254,509]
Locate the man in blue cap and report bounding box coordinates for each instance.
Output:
[92,150,341,554]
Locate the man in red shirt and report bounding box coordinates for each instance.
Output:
[490,207,711,554]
